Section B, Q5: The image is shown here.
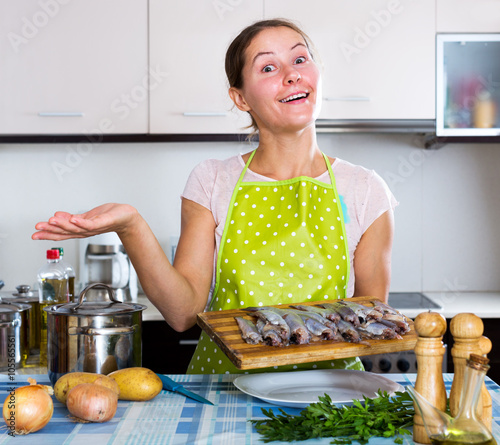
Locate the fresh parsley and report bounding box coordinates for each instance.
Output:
[250,390,414,444]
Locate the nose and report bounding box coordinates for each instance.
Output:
[285,68,301,84]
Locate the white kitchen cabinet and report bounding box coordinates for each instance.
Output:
[0,0,148,135]
[437,0,500,32]
[149,0,263,134]
[265,0,436,120]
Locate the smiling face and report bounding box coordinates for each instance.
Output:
[229,26,322,135]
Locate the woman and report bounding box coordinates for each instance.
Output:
[32,19,397,374]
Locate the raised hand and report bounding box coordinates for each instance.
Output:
[32,203,139,241]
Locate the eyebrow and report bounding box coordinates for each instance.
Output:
[251,42,308,66]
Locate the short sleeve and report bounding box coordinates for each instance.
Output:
[360,170,398,234]
[181,160,218,211]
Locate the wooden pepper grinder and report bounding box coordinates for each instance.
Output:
[413,311,447,444]
[478,335,492,431]
[449,313,484,417]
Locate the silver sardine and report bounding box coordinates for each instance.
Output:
[337,318,369,345]
[235,316,263,345]
[337,300,383,323]
[282,311,311,345]
[294,310,339,332]
[319,302,360,327]
[256,319,284,346]
[357,320,402,340]
[380,314,411,334]
[296,314,337,341]
[370,300,403,316]
[291,304,341,324]
[250,309,291,342]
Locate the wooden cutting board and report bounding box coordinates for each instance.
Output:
[197,296,417,370]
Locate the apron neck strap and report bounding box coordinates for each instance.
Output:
[236,150,257,185]
[239,150,333,184]
[322,152,335,178]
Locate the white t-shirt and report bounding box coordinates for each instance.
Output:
[181,153,398,305]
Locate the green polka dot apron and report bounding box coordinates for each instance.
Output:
[187,151,363,374]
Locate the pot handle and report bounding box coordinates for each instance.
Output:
[68,325,137,336]
[73,283,122,310]
[0,319,21,328]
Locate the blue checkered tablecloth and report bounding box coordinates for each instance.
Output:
[0,373,499,444]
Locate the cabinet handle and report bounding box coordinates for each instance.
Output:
[179,339,199,346]
[183,112,228,117]
[323,96,370,102]
[38,112,85,117]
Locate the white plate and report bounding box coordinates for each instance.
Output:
[233,369,404,408]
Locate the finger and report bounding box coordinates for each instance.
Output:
[32,231,87,241]
[69,214,112,233]
[68,215,101,230]
[53,211,74,220]
[41,217,95,237]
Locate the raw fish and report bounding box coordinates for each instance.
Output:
[337,300,383,323]
[319,302,360,327]
[250,309,290,342]
[291,304,341,324]
[235,317,263,345]
[358,320,403,340]
[282,311,311,344]
[256,319,284,346]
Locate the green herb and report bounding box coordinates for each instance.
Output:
[250,390,414,444]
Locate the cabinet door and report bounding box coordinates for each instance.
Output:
[265,0,435,120]
[0,0,148,134]
[149,0,263,134]
[437,0,500,32]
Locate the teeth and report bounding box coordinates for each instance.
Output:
[280,93,308,103]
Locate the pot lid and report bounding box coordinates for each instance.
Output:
[46,300,146,316]
[12,285,36,298]
[0,302,30,313]
[45,283,146,316]
[1,285,38,303]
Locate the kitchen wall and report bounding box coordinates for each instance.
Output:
[1,135,500,296]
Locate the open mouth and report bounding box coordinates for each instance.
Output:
[279,92,309,103]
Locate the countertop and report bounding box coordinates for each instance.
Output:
[139,291,500,322]
[402,291,500,319]
[1,373,499,444]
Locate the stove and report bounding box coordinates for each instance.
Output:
[388,292,442,310]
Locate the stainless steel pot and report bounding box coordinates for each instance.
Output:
[45,283,146,385]
[1,285,40,354]
[0,302,30,371]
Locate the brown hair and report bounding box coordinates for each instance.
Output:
[225,19,319,136]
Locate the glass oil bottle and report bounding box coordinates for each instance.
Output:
[431,353,497,445]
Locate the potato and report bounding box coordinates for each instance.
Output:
[107,367,163,401]
[54,372,120,404]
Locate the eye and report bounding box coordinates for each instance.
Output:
[262,64,276,73]
[294,56,307,64]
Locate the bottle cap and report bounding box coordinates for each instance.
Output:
[46,249,60,260]
[52,247,63,256]
[469,353,489,365]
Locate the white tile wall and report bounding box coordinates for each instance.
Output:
[1,134,500,295]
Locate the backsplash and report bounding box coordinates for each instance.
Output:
[1,134,500,295]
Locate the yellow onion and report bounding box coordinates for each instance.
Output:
[66,383,118,423]
[2,377,54,435]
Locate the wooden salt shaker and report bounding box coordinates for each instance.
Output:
[413,311,447,444]
[449,313,484,417]
[478,335,492,431]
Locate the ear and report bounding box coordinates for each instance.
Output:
[228,87,252,112]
